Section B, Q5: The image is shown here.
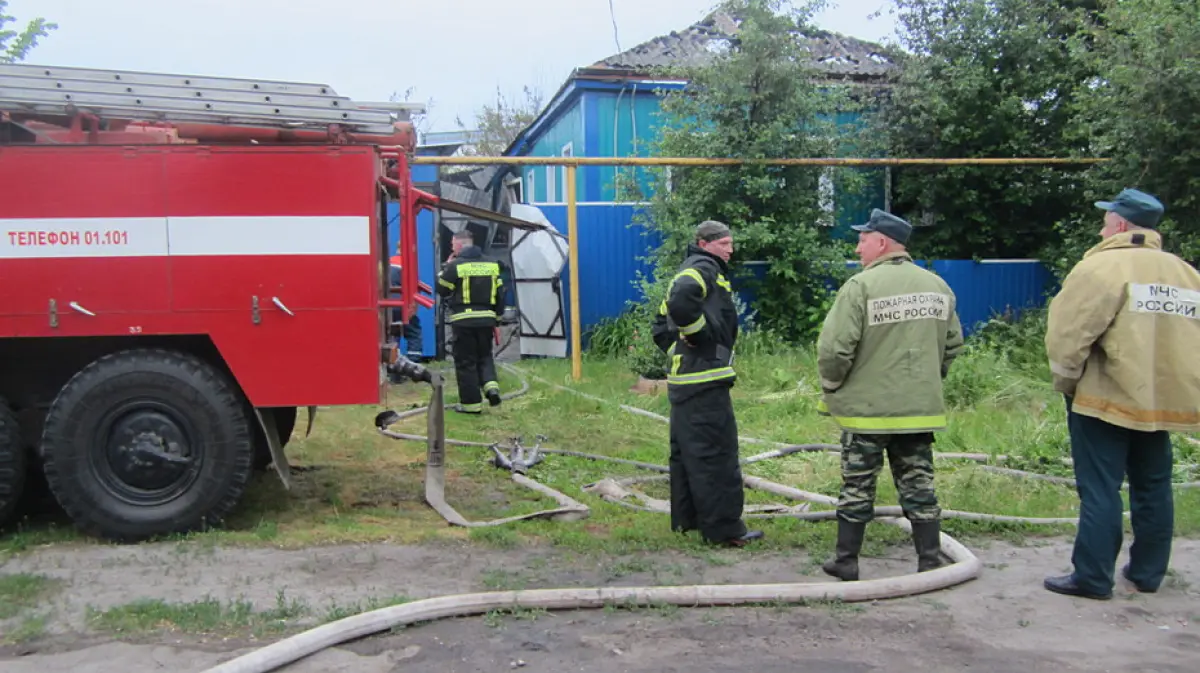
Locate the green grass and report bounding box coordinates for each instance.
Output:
[0,572,62,644]
[84,591,412,639]
[86,589,310,638]
[0,573,62,619]
[4,614,48,643]
[2,342,1198,557]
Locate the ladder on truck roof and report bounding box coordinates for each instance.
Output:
[0,63,421,134]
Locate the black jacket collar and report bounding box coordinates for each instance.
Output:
[456,245,484,260]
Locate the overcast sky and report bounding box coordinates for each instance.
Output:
[9,0,899,133]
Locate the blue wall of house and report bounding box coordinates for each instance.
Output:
[585,87,679,202]
[533,204,660,337]
[520,102,585,204]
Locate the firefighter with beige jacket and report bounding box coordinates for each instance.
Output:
[1043,187,1200,601]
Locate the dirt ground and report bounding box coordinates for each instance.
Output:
[1,535,1198,673]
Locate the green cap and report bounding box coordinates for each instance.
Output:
[851,208,912,245]
[1095,188,1164,228]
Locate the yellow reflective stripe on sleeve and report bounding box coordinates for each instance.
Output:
[680,314,706,336]
[671,268,707,298]
[449,309,497,322]
[671,354,682,376]
[659,300,668,315]
[667,367,735,385]
[492,277,502,304]
[716,274,732,292]
[438,278,455,290]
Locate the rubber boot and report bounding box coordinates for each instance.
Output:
[822,519,866,581]
[912,520,944,572]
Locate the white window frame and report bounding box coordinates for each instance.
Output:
[817,168,836,227]
[526,169,535,203]
[560,141,574,202]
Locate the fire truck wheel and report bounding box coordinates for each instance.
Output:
[40,349,254,543]
[0,399,26,528]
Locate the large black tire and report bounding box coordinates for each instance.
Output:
[41,349,254,542]
[0,399,26,528]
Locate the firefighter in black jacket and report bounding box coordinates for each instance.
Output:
[651,220,761,547]
[437,229,507,414]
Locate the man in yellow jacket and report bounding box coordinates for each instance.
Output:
[1044,188,1200,600]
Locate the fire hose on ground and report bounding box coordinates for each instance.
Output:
[201,358,1200,673]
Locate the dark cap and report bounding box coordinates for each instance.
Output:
[695,220,731,242]
[851,208,912,245]
[1094,188,1164,228]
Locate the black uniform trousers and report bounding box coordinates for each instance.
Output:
[668,384,747,543]
[1066,396,1174,594]
[451,323,497,412]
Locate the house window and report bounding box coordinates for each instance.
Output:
[545,162,557,204]
[817,168,835,227]
[560,142,573,202]
[526,169,535,203]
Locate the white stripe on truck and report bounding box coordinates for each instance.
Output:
[0,217,168,258]
[0,216,371,258]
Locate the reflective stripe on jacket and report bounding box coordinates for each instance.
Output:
[1045,229,1200,432]
[436,245,506,328]
[651,244,739,403]
[816,252,964,433]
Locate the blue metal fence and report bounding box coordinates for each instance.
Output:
[398,198,1054,358]
[733,260,1052,337]
[533,204,1054,347]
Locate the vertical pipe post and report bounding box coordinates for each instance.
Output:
[567,164,582,382]
[398,152,419,322]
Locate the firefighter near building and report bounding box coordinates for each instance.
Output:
[0,63,535,542]
[437,228,507,413]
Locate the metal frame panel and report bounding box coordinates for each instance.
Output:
[0,63,418,133]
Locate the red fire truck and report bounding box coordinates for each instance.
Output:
[0,63,512,542]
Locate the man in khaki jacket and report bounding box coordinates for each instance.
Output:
[1044,188,1200,600]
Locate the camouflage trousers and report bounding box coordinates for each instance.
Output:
[837,431,941,524]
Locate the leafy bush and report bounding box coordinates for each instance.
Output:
[585,276,671,379]
[967,308,1051,381]
[615,0,862,340]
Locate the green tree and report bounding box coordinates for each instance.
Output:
[0,0,57,63]
[629,0,867,342]
[880,0,1098,261]
[455,86,545,157]
[1046,0,1200,275]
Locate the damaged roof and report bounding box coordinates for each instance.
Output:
[591,10,898,81]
